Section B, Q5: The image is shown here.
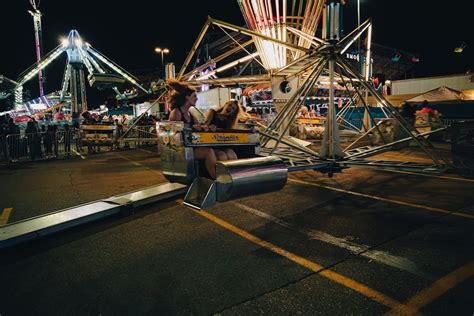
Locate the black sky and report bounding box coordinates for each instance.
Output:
[1,0,471,100]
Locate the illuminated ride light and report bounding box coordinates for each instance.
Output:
[238,0,325,70]
[14,29,150,112]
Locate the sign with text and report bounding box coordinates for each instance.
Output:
[191,132,250,144]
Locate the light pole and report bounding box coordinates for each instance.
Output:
[154,47,169,77]
[357,0,363,75]
[357,0,360,28]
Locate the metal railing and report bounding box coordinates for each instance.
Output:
[338,118,472,132]
[0,125,157,163]
[443,118,474,127]
[2,120,469,163]
[3,130,80,162]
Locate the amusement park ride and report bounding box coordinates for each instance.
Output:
[28,0,46,97]
[2,0,472,249]
[160,0,454,209]
[13,1,150,121]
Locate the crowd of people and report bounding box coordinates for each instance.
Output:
[0,115,77,162]
[3,80,255,168]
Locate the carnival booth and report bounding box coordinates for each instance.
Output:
[404,86,472,132]
[400,86,474,140]
[241,79,355,140]
[241,83,274,123]
[80,123,115,147]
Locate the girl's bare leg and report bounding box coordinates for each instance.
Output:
[225,148,238,160]
[194,147,217,179]
[214,149,228,161]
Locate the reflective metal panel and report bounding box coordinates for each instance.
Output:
[216,156,288,202]
[0,182,187,249]
[157,121,196,184]
[183,177,216,209]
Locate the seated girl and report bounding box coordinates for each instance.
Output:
[167,80,217,178]
[204,99,250,161]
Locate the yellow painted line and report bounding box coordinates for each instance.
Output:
[0,207,13,225]
[289,178,474,220]
[178,200,418,314]
[380,169,474,183]
[386,260,474,315]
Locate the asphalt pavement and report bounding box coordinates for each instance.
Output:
[0,146,473,315]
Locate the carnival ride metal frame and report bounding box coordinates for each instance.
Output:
[13,30,150,118]
[177,6,450,176]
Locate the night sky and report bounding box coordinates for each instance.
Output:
[1,0,471,104]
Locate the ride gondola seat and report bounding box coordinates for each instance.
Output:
[89,73,125,90]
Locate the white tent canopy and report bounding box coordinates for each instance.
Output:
[405,86,473,104]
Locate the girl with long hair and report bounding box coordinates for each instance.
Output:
[204,99,250,160]
[167,80,218,178]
